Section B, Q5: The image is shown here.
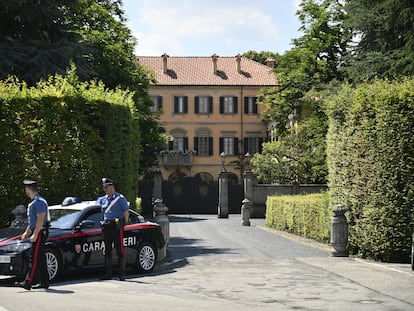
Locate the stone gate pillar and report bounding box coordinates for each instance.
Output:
[152,171,169,254]
[152,170,163,201]
[217,172,229,218]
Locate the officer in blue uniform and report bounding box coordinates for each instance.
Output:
[98,178,129,281]
[18,179,49,290]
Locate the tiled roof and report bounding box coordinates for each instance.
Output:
[137,55,278,86]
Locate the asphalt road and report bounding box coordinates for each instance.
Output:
[0,214,413,311]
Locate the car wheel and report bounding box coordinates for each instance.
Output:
[136,242,156,273]
[45,248,61,281]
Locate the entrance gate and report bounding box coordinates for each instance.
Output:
[139,177,243,215]
[163,177,218,214]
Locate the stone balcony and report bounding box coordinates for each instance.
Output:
[158,151,195,168]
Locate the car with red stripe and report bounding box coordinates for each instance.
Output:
[0,198,166,281]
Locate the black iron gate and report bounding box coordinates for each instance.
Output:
[139,177,243,215]
[228,181,243,214]
[163,177,218,214]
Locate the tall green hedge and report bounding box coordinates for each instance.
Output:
[265,192,330,243]
[0,74,140,227]
[326,78,414,261]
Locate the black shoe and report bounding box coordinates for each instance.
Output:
[32,284,49,289]
[16,281,31,290]
[119,275,125,281]
[99,274,112,280]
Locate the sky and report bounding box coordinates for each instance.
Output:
[122,0,302,57]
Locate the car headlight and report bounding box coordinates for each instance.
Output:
[0,241,31,252]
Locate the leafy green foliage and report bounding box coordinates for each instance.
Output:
[245,1,349,185]
[0,1,165,174]
[0,0,91,84]
[343,0,414,80]
[326,78,414,261]
[251,110,328,184]
[0,71,140,227]
[265,192,330,243]
[242,50,280,65]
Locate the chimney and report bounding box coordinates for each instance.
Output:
[265,58,275,68]
[161,53,169,74]
[211,54,219,75]
[235,54,242,73]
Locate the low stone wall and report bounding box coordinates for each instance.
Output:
[251,184,328,217]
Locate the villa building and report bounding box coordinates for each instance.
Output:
[137,54,278,213]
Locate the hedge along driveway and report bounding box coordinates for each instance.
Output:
[265,192,330,243]
[0,74,140,227]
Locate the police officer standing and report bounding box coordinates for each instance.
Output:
[18,179,49,290]
[98,178,129,281]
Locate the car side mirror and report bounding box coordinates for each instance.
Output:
[76,219,95,231]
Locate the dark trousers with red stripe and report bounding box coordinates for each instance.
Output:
[103,223,125,275]
[25,230,49,286]
[103,224,125,259]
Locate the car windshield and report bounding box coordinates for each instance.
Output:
[49,209,81,229]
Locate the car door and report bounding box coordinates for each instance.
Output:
[68,210,105,269]
[122,211,144,262]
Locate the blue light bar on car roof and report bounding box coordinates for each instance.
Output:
[61,197,81,206]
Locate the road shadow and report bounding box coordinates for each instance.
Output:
[169,215,208,223]
[168,236,235,258]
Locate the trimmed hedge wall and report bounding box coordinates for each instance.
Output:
[326,78,414,262]
[0,74,140,227]
[265,192,330,243]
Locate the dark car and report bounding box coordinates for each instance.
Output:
[0,198,166,281]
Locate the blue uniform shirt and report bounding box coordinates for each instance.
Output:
[99,192,129,221]
[28,194,48,230]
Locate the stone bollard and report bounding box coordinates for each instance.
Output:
[153,199,169,259]
[330,204,349,257]
[241,198,252,226]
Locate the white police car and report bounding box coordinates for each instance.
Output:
[0,197,166,281]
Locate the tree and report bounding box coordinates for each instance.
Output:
[295,0,349,82]
[252,92,328,184]
[343,0,414,80]
[247,0,349,184]
[0,0,165,174]
[67,0,166,172]
[0,0,91,84]
[242,50,280,65]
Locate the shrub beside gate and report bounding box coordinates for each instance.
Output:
[265,192,330,243]
[326,78,414,262]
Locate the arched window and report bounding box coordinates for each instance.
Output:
[194,172,214,185]
[169,128,188,151]
[168,171,187,183]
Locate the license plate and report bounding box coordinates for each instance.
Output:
[0,255,11,263]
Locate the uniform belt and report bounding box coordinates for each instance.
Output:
[100,218,123,226]
[106,218,123,223]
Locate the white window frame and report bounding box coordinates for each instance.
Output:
[246,136,260,154]
[198,96,209,114]
[223,96,235,114]
[176,96,186,113]
[150,96,161,112]
[223,137,234,155]
[246,97,257,114]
